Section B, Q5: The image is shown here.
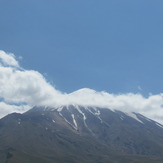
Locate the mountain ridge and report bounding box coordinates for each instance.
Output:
[0,105,163,163]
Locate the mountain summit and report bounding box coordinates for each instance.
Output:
[0,105,163,163]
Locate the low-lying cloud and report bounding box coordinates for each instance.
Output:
[0,50,163,124]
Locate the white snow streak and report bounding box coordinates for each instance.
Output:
[125,112,144,124]
[155,123,163,128]
[71,114,78,129]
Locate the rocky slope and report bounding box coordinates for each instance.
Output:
[0,105,163,163]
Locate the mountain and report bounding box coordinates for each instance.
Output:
[0,105,163,163]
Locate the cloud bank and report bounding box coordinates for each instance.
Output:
[0,50,163,124]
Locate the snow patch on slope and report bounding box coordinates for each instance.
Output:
[124,112,144,124]
[71,114,78,129]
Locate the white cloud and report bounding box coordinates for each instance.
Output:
[0,102,30,118]
[0,50,163,124]
[0,67,63,106]
[63,89,163,123]
[0,50,19,67]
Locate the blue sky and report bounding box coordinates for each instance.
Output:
[0,0,163,95]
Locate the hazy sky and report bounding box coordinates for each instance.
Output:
[0,0,163,95]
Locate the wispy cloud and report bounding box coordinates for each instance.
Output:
[138,85,142,91]
[0,102,30,118]
[0,50,19,67]
[0,50,163,124]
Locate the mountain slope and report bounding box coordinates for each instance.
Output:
[0,105,163,163]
